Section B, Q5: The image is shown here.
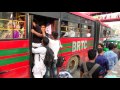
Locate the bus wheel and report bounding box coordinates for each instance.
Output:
[67,56,79,73]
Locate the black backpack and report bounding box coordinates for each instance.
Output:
[56,56,65,67]
[44,46,54,67]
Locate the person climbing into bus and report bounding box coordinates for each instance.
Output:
[104,43,118,70]
[48,31,62,78]
[31,20,44,43]
[32,37,49,78]
[42,31,62,78]
[80,49,105,78]
[31,22,46,77]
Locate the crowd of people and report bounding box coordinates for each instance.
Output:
[31,20,120,78]
[31,20,62,78]
[80,43,120,78]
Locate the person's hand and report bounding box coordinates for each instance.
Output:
[31,29,35,33]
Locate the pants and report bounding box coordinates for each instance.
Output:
[44,60,58,78]
[32,54,46,78]
[31,42,42,78]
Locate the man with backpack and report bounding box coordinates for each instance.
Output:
[42,31,62,78]
[80,49,105,78]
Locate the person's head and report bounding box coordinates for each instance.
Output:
[41,37,49,46]
[87,29,91,33]
[40,25,46,32]
[97,48,104,55]
[88,49,97,60]
[52,31,58,39]
[114,44,117,49]
[108,43,114,50]
[98,43,104,49]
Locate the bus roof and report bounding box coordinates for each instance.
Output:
[100,21,110,28]
[70,12,97,21]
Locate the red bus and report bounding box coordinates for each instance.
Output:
[0,12,110,78]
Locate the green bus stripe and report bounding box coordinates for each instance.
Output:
[0,48,29,56]
[59,41,94,54]
[62,43,72,47]
[0,55,29,66]
[59,48,72,54]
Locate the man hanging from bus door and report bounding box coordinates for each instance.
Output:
[31,20,45,78]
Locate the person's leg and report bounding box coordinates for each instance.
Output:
[44,67,51,78]
[52,60,58,78]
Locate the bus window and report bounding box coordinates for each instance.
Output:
[13,12,26,39]
[0,12,27,40]
[61,21,80,37]
[81,24,92,38]
[103,29,107,38]
[0,12,13,39]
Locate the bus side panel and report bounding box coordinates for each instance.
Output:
[59,38,94,69]
[0,40,30,78]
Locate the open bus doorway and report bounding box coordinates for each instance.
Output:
[33,15,58,36]
[30,14,59,78]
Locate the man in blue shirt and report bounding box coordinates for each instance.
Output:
[104,43,118,70]
[96,48,109,75]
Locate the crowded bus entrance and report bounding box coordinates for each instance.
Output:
[30,14,59,77]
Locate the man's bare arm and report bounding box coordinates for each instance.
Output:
[31,29,43,37]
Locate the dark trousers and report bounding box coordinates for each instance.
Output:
[44,60,58,78]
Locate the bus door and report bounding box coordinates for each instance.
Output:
[29,13,59,78]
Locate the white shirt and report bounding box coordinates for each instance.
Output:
[32,44,47,78]
[48,38,62,60]
[86,33,91,37]
[64,30,75,37]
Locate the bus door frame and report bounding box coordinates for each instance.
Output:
[27,13,34,78]
[93,20,100,50]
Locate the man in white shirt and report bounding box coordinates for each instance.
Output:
[48,31,62,78]
[64,29,75,37]
[32,37,49,78]
[86,29,91,37]
[43,31,62,78]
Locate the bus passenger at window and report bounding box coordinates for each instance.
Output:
[86,29,91,37]
[19,17,25,38]
[5,20,13,39]
[13,23,20,39]
[64,27,75,37]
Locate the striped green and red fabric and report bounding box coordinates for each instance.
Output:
[0,40,30,78]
